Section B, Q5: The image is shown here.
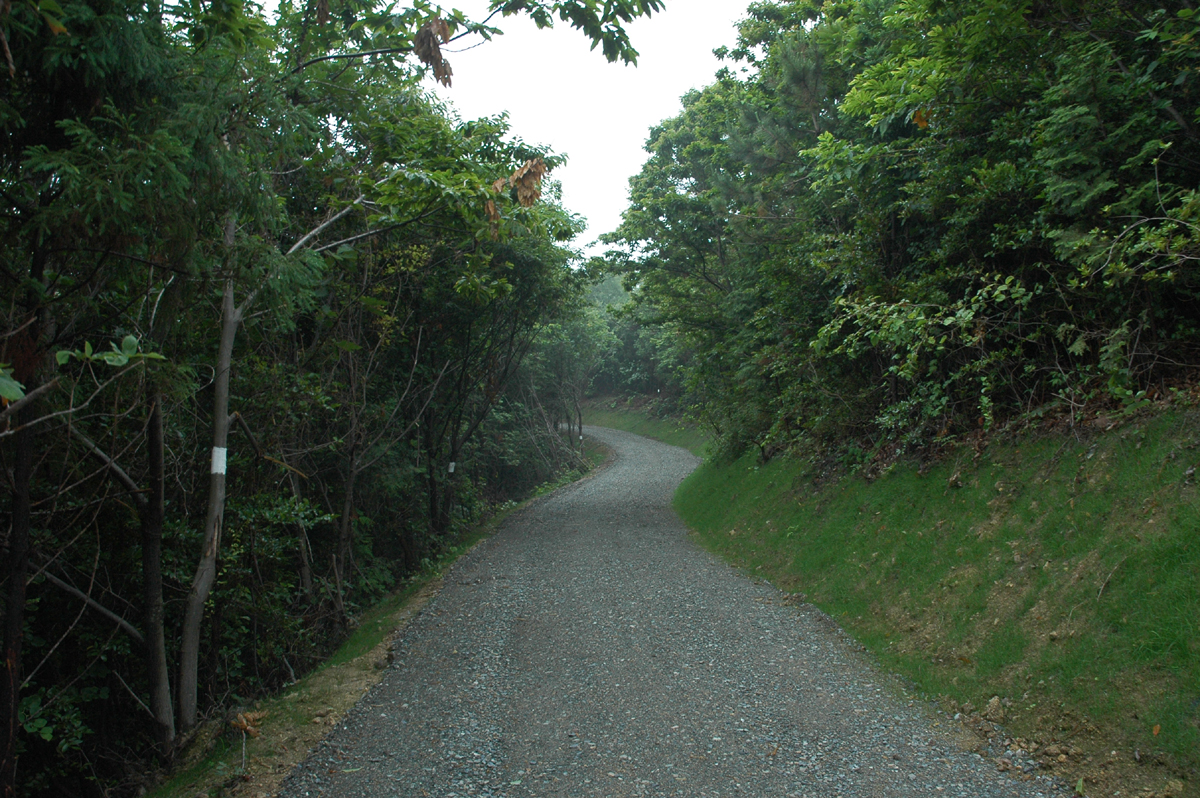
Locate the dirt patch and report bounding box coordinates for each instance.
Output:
[947,699,1194,798]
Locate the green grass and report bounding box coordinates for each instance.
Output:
[673,409,1200,773]
[583,398,709,456]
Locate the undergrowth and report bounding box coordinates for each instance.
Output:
[147,485,544,798]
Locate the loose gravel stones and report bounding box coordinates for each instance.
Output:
[278,426,1066,798]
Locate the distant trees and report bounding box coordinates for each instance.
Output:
[605,0,1200,462]
[0,0,657,794]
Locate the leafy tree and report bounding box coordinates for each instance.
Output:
[1,0,663,791]
[605,0,1200,463]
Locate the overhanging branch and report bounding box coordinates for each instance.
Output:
[290,46,415,75]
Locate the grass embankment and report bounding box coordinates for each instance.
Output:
[584,397,708,457]
[589,400,1198,797]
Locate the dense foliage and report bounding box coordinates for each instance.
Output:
[605,0,1200,463]
[0,1,657,794]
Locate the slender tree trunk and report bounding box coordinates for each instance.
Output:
[141,394,174,747]
[335,459,357,606]
[178,277,239,730]
[437,442,459,535]
[288,473,313,599]
[423,421,443,536]
[574,392,583,450]
[0,411,34,798]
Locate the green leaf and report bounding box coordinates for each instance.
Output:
[55,351,72,366]
[0,371,25,401]
[40,11,68,34]
[121,335,138,356]
[333,340,363,352]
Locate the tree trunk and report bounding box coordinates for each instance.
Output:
[288,473,314,600]
[178,277,239,731]
[335,459,357,612]
[574,394,583,449]
[0,410,34,798]
[141,394,174,747]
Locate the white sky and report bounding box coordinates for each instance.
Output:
[428,1,750,256]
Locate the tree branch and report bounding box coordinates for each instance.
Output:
[40,570,145,646]
[70,427,148,506]
[231,412,310,478]
[0,378,58,424]
[0,364,141,440]
[286,197,364,255]
[290,46,415,75]
[313,204,443,253]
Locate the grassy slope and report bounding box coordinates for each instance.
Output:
[589,401,1199,796]
[584,399,708,457]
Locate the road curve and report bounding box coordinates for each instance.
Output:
[278,426,1063,798]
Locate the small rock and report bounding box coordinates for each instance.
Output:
[982,696,1006,722]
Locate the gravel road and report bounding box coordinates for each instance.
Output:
[278,426,1065,798]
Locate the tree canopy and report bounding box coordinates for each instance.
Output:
[605,0,1200,462]
[0,0,656,793]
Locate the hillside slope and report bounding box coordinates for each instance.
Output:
[588,402,1198,798]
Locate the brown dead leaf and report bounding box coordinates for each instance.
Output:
[414,18,453,87]
[231,711,268,738]
[484,199,501,240]
[509,158,547,208]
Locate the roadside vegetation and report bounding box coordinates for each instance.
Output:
[678,406,1199,798]
[583,396,708,457]
[0,1,661,794]
[589,399,1199,797]
[7,0,1200,795]
[589,3,1200,793]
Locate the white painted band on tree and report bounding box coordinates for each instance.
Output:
[211,447,228,475]
[448,461,456,474]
